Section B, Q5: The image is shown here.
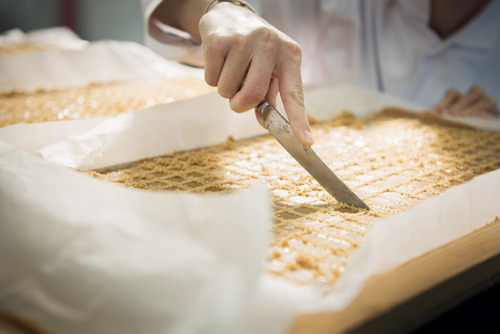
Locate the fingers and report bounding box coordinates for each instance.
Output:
[438,88,461,109]
[280,84,314,146]
[229,37,277,112]
[201,23,276,109]
[278,65,314,146]
[467,95,497,113]
[432,86,498,118]
[200,4,253,91]
[217,40,256,100]
[253,78,281,129]
[202,38,225,87]
[461,96,498,117]
[254,108,265,128]
[453,85,485,110]
[248,35,313,146]
[198,5,313,145]
[265,76,279,107]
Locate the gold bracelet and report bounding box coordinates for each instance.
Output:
[204,0,256,14]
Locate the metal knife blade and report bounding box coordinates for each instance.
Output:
[256,101,369,210]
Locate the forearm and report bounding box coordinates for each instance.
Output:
[152,0,212,38]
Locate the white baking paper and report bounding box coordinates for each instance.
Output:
[1,84,499,334]
[0,139,272,334]
[0,38,204,94]
[0,27,88,50]
[0,92,265,171]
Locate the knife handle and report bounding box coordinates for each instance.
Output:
[256,100,273,123]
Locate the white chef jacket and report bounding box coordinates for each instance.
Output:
[142,0,500,108]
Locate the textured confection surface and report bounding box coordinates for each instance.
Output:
[88,109,500,292]
[0,79,214,127]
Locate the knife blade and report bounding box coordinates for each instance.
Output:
[256,101,369,210]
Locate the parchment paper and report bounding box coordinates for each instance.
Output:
[0,37,204,94]
[0,27,88,50]
[0,140,272,334]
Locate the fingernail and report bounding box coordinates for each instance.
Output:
[302,130,314,145]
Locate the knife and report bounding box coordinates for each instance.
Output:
[256,101,370,210]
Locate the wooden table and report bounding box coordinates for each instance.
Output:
[2,219,499,334]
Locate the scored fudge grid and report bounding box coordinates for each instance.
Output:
[89,109,500,292]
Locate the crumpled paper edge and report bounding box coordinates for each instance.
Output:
[0,92,265,171]
[0,27,88,49]
[0,139,273,334]
[0,39,204,94]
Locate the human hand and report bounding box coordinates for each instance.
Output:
[430,85,498,118]
[199,2,314,145]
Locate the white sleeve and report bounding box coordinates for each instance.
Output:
[140,0,205,67]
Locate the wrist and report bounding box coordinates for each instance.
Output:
[153,0,212,39]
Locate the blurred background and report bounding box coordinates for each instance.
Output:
[0,0,144,43]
